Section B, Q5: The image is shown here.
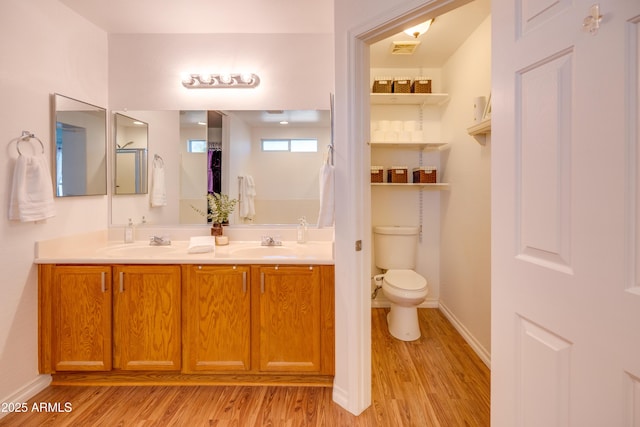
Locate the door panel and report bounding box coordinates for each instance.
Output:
[517,50,573,272]
[254,266,321,372]
[113,265,181,370]
[493,0,640,426]
[51,266,111,371]
[182,265,251,372]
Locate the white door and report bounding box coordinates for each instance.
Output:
[492,0,640,425]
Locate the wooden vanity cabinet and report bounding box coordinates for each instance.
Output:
[40,262,334,383]
[112,265,182,371]
[252,265,335,375]
[182,265,251,372]
[38,265,112,373]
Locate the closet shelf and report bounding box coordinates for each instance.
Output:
[371,183,450,191]
[467,118,491,145]
[369,141,448,151]
[370,93,449,106]
[467,118,491,138]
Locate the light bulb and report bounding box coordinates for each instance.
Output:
[240,73,254,84]
[403,19,433,38]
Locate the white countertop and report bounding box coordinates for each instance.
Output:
[35,229,334,265]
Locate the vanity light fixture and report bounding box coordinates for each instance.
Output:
[404,19,434,38]
[181,73,260,89]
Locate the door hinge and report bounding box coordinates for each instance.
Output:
[355,240,362,251]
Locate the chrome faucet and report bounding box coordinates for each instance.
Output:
[261,235,282,246]
[149,235,171,246]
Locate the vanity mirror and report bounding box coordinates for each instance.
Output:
[53,93,107,197]
[114,113,149,195]
[109,109,330,226]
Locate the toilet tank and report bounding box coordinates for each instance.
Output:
[373,226,419,270]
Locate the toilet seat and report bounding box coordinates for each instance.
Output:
[383,269,427,292]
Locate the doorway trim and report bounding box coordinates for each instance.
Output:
[333,0,473,415]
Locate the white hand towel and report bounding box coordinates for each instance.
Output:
[317,156,334,228]
[240,175,256,220]
[188,236,216,254]
[9,155,56,222]
[150,161,167,207]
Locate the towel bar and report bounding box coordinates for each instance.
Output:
[16,131,44,155]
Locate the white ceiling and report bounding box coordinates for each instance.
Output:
[370,0,491,68]
[58,0,334,34]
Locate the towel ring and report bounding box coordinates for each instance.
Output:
[153,154,164,166]
[17,131,45,155]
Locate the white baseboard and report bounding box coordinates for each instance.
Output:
[332,383,350,411]
[0,375,52,420]
[438,302,491,368]
[371,296,439,309]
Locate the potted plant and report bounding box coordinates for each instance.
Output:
[208,192,238,236]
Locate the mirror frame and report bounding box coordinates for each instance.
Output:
[52,93,107,197]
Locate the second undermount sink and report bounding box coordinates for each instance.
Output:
[229,245,299,259]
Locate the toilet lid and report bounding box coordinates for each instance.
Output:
[384,269,427,291]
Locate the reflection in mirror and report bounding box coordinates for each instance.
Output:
[108,110,330,226]
[179,110,210,224]
[53,93,107,197]
[114,113,149,194]
[179,110,331,225]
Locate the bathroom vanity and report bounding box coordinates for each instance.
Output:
[36,230,335,387]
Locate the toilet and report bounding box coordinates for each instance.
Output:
[373,226,429,341]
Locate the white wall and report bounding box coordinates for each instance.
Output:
[0,0,108,408]
[439,16,492,361]
[247,126,327,224]
[369,94,443,307]
[108,33,334,112]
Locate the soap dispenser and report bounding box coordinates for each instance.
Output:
[124,218,135,243]
[297,216,308,244]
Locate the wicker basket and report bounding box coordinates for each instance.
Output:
[393,77,411,94]
[371,166,384,183]
[412,77,432,94]
[413,167,437,183]
[387,166,408,183]
[373,77,392,93]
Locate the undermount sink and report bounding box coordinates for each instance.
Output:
[229,245,298,258]
[97,243,179,257]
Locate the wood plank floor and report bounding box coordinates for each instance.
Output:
[0,308,490,426]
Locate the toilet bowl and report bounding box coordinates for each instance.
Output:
[382,269,428,341]
[373,226,429,341]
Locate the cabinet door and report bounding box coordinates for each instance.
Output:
[182,265,251,372]
[113,265,181,370]
[253,265,321,372]
[48,265,112,372]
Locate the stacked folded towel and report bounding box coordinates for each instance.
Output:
[188,236,216,254]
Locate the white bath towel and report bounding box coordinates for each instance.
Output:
[9,154,56,222]
[188,236,216,254]
[317,155,334,228]
[239,175,256,220]
[150,160,167,207]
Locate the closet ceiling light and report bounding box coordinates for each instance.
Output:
[182,73,260,89]
[403,19,434,38]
